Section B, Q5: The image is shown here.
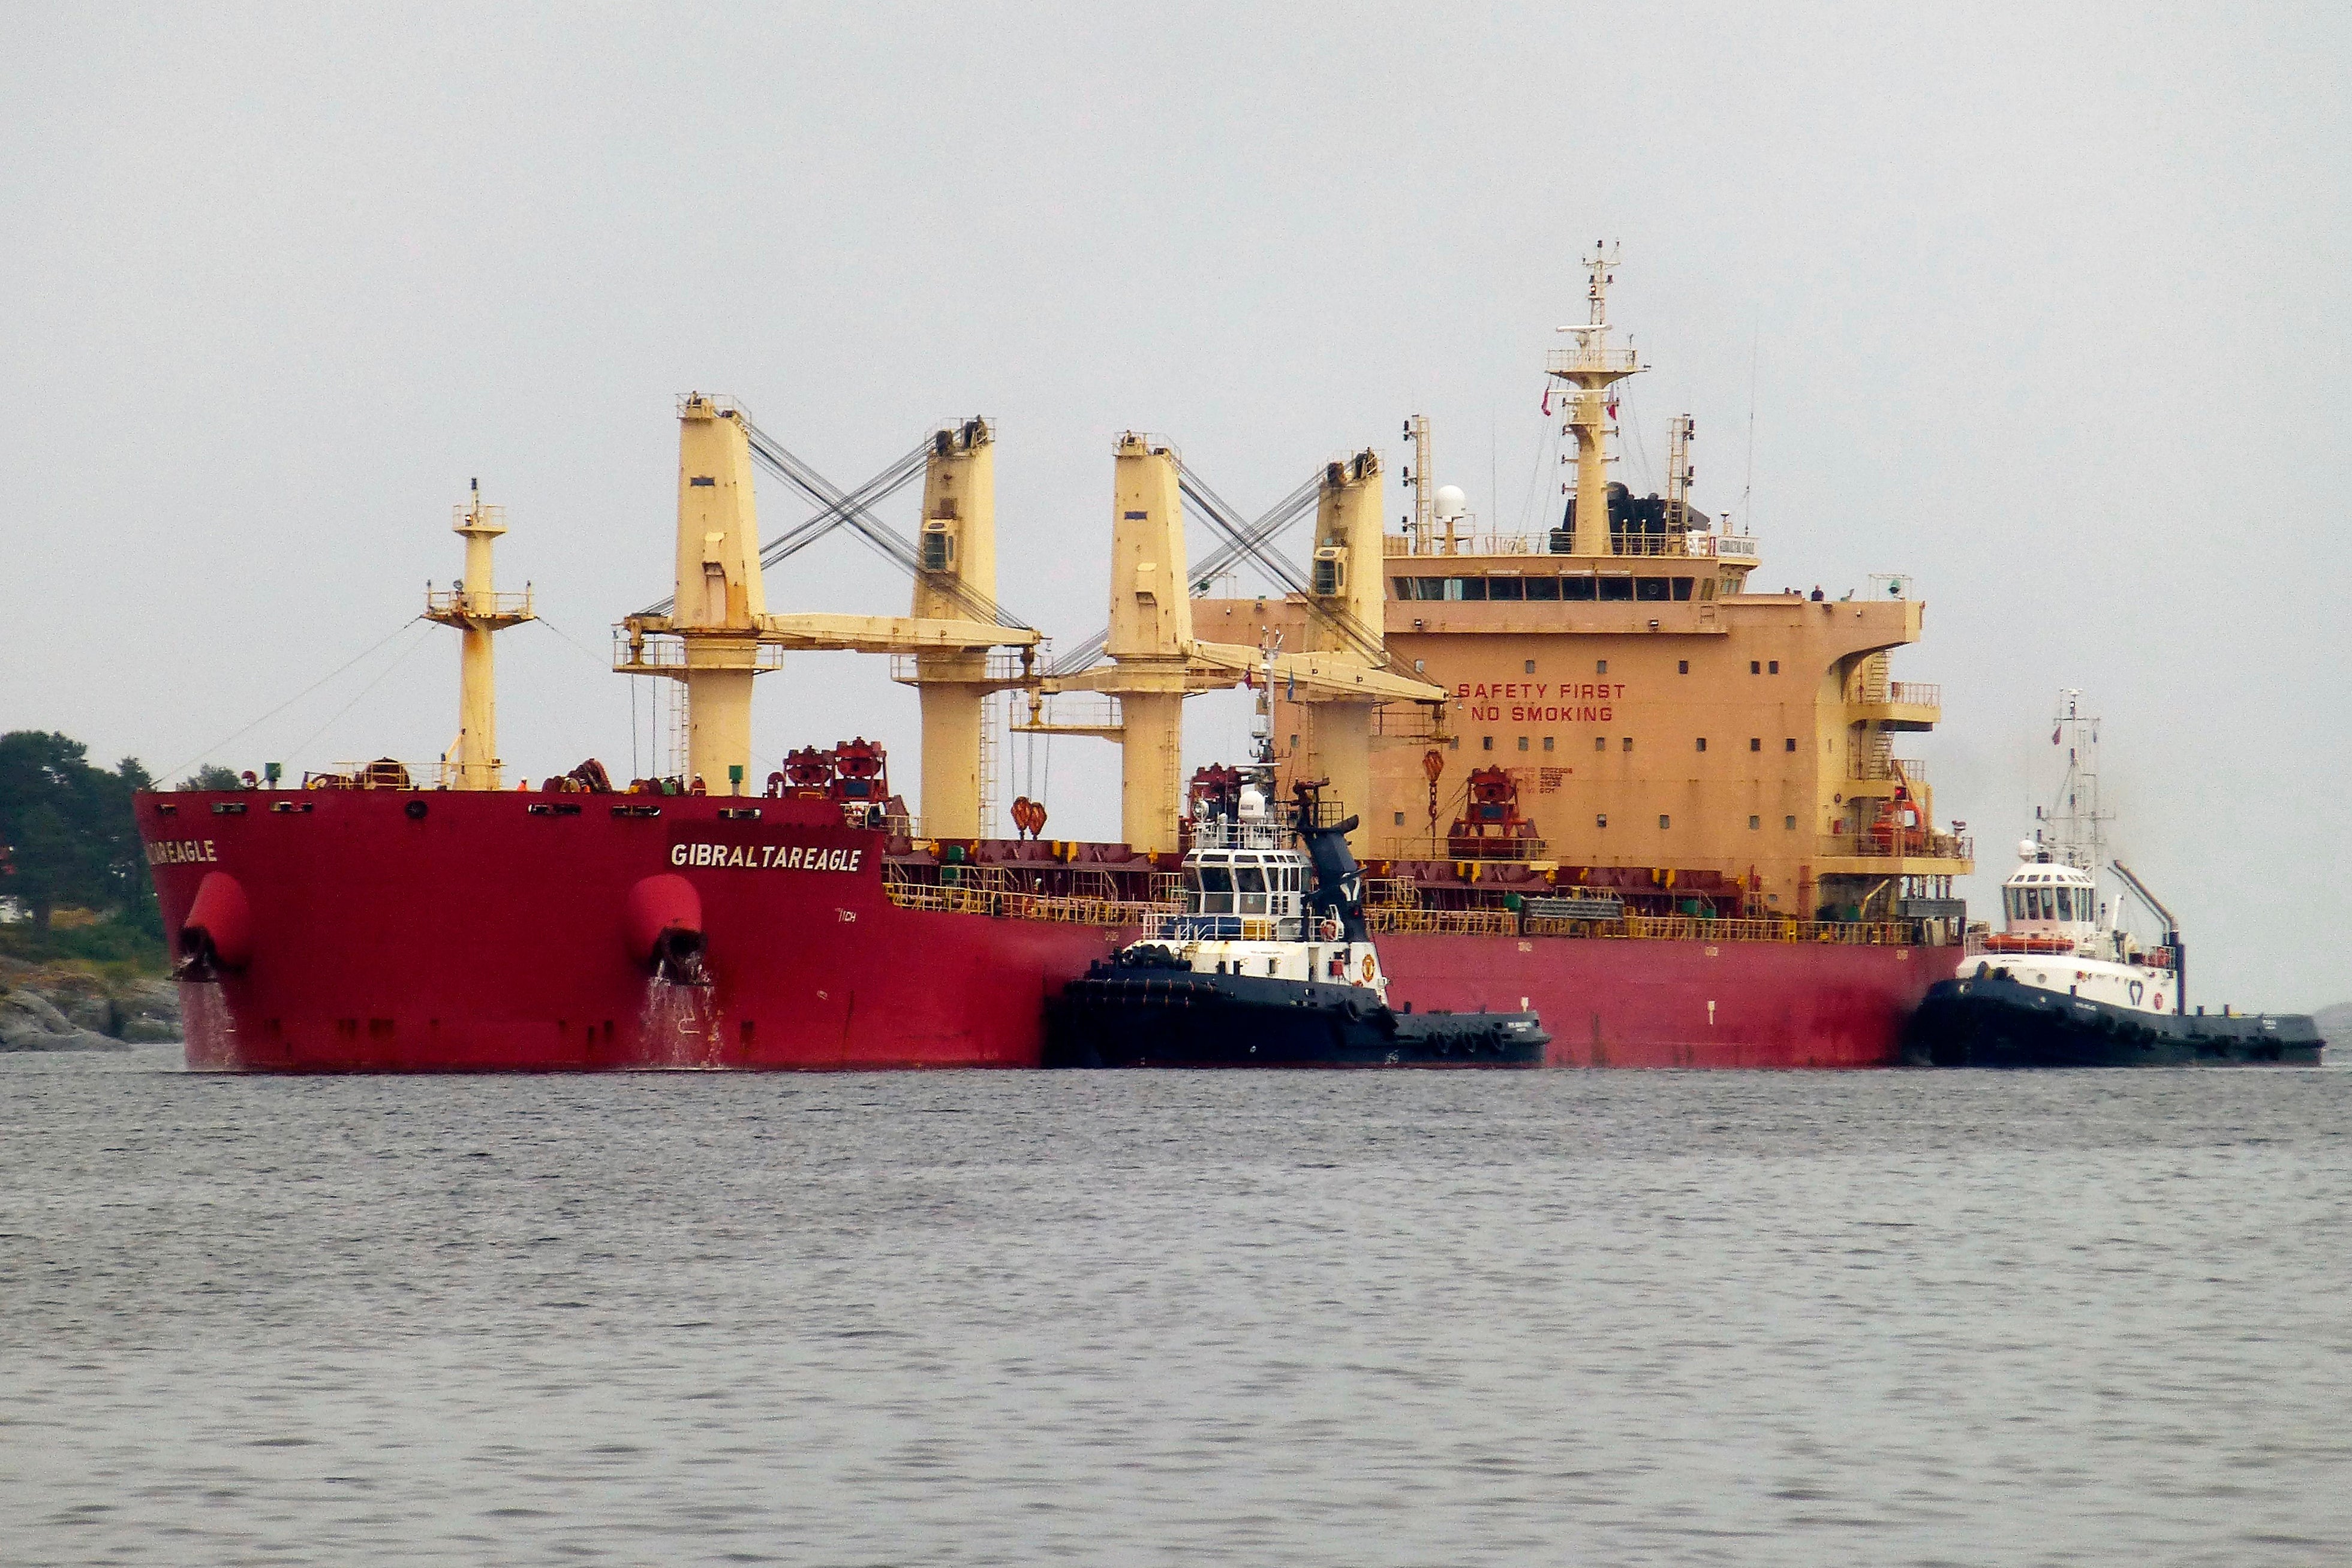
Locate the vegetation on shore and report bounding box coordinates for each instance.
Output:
[0,731,170,973]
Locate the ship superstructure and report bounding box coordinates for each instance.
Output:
[1199,247,1972,929]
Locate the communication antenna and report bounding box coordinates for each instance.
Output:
[1665,414,1695,529]
[2044,688,2113,889]
[1402,414,1433,552]
[1740,324,1759,535]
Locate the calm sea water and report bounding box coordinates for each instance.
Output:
[3,1049,2347,1567]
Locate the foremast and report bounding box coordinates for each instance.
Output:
[423,480,535,790]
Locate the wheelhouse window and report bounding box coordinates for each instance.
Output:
[1525,576,1561,601]
[1563,575,1597,601]
[1672,576,1695,600]
[1454,577,1488,601]
[1193,863,1235,914]
[1237,862,1269,915]
[1598,576,1635,602]
[1487,576,1524,601]
[1635,577,1671,601]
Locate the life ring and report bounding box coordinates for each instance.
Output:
[1360,954,1376,986]
[1318,916,1341,942]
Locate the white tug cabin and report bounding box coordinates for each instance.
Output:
[1963,841,2178,1016]
[1140,794,1388,1001]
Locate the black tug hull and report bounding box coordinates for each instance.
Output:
[1905,975,2325,1068]
[1045,969,1548,1069]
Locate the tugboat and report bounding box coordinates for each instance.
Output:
[1905,694,2324,1067]
[1044,654,1551,1069]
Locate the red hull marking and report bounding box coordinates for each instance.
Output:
[138,793,1936,1073]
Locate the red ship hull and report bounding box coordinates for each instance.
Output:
[136,792,1940,1072]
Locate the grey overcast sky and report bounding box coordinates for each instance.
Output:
[4,4,2345,1007]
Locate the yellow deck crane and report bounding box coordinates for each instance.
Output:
[1027,434,1445,854]
[616,395,1039,803]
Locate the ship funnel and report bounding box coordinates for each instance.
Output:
[624,873,709,986]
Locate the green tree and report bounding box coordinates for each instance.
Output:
[178,765,242,790]
[0,732,157,934]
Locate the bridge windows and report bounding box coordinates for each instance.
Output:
[1487,576,1524,601]
[1563,575,1596,601]
[1599,576,1635,601]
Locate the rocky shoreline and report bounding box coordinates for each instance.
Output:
[0,957,180,1052]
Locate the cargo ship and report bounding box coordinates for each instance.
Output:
[139,249,1974,1070]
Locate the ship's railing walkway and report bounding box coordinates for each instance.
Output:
[1383,531,1751,562]
[879,879,1174,928]
[1818,831,1973,863]
[877,873,1929,946]
[1367,906,1924,945]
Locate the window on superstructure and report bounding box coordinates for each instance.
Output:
[1750,738,1761,752]
[1542,736,1554,752]
[1622,737,1633,753]
[1596,659,1608,675]
[1659,815,1671,829]
[1489,577,1524,601]
[1769,660,1779,674]
[1526,577,1560,601]
[1595,736,1607,753]
[1672,577,1694,600]
[1563,575,1596,601]
[1524,660,1536,675]
[1599,577,1634,602]
[1517,736,1530,751]
[1749,815,1761,829]
[2056,887,2074,920]
[1785,815,1797,830]
[1394,812,1405,826]
[1457,578,1488,601]
[1679,660,1689,675]
[1393,577,1413,600]
[1443,579,1466,601]
[1785,738,1797,752]
[1751,661,1761,675]
[1413,577,1445,600]
[1597,814,1608,828]
[1695,738,1707,753]
[1636,577,1671,601]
